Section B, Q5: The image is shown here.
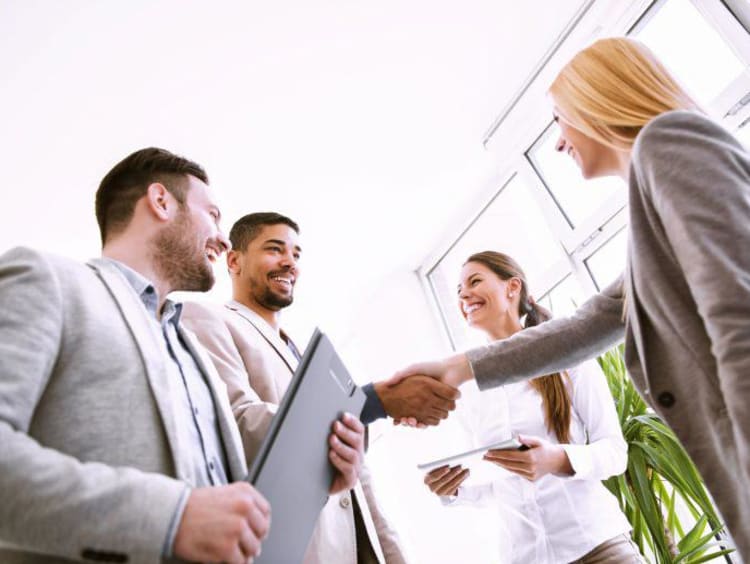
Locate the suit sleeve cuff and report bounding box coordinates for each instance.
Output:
[360,383,387,425]
[442,483,492,506]
[560,444,592,480]
[162,486,191,557]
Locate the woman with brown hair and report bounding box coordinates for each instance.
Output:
[424,251,640,563]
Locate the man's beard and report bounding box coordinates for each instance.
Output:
[252,274,294,310]
[152,210,215,293]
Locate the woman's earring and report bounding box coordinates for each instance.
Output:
[508,293,514,298]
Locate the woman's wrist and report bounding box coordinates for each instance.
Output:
[446,353,473,386]
[554,445,575,476]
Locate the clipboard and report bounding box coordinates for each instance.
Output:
[247,328,366,564]
[417,437,527,472]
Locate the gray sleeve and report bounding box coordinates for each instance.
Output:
[633,111,750,483]
[0,248,187,563]
[467,276,626,390]
[162,489,191,557]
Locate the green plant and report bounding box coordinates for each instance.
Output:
[598,345,734,563]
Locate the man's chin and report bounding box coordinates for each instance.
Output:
[263,291,293,310]
[199,271,215,292]
[180,270,214,293]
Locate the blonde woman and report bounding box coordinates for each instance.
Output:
[393,37,750,558]
[424,251,640,563]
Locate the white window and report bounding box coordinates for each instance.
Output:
[634,0,748,109]
[426,173,569,350]
[584,227,628,291]
[737,120,750,147]
[526,123,625,234]
[422,0,750,345]
[536,274,588,318]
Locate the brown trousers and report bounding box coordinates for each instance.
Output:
[570,534,645,564]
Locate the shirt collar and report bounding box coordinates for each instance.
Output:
[102,258,182,324]
[279,329,302,361]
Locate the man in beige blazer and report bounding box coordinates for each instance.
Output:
[183,212,457,563]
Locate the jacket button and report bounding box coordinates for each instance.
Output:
[657,391,675,408]
[339,496,351,509]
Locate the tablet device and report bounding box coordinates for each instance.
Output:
[417,437,527,472]
[247,328,367,564]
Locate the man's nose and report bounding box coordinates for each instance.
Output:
[216,231,231,254]
[279,250,297,268]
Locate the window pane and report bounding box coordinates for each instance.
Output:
[526,0,747,234]
[735,120,750,149]
[427,174,568,350]
[537,274,587,319]
[635,0,745,106]
[584,228,628,290]
[526,124,625,229]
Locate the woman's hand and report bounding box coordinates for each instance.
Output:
[388,353,473,388]
[424,464,470,497]
[483,435,573,481]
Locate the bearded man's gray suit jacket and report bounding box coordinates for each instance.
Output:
[0,247,247,564]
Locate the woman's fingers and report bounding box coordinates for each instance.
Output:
[424,465,469,495]
[484,456,535,479]
[435,467,470,496]
[425,465,451,485]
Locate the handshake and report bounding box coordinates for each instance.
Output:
[170,353,473,563]
[171,352,474,564]
[374,352,474,427]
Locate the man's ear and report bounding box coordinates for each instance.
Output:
[226,249,241,275]
[145,182,172,221]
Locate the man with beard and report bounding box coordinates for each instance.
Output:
[183,212,460,563]
[0,150,364,564]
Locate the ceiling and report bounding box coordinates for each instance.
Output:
[0,0,585,338]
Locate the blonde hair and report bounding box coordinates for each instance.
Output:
[549,37,701,149]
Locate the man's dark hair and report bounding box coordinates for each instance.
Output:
[95,147,208,244]
[229,212,300,252]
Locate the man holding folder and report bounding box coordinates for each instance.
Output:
[183,212,456,563]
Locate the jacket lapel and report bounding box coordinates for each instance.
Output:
[352,482,386,564]
[624,261,651,392]
[86,258,183,474]
[179,326,248,481]
[225,300,300,373]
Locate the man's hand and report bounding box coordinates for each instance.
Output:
[483,435,574,481]
[328,412,365,494]
[388,353,473,389]
[424,464,470,497]
[173,482,271,564]
[374,375,460,426]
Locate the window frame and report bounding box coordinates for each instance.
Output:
[418,0,750,350]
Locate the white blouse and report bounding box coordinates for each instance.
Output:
[450,359,631,563]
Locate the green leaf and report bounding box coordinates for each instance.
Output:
[596,346,728,563]
[676,514,707,553]
[688,549,735,564]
